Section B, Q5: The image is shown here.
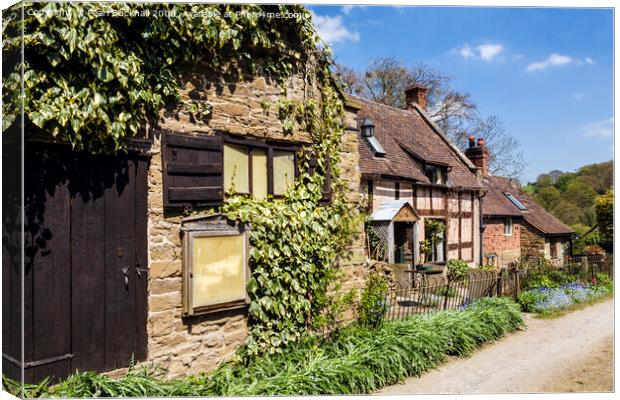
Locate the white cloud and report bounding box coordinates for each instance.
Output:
[582,117,613,139]
[526,53,573,72]
[454,43,504,61]
[572,93,584,100]
[526,53,595,72]
[312,13,360,44]
[341,5,366,14]
[459,45,474,59]
[478,44,504,61]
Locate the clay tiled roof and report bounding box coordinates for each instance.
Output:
[483,175,574,235]
[349,95,481,189]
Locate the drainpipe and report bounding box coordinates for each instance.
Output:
[479,190,486,265]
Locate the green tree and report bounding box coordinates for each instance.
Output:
[535,186,562,210]
[564,181,597,210]
[550,200,583,226]
[595,190,613,253]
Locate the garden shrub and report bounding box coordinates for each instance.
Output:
[593,272,613,290]
[358,272,389,328]
[446,259,469,282]
[7,298,524,397]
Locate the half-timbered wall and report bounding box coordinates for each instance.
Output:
[364,179,481,266]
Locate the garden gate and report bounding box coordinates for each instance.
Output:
[3,142,149,383]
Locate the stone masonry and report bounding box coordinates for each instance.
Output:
[520,221,546,259]
[144,68,364,378]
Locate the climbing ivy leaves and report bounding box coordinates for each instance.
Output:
[3,2,319,152]
[3,2,360,358]
[222,87,360,357]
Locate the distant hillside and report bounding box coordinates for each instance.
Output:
[523,160,613,229]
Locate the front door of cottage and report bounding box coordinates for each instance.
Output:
[3,143,149,383]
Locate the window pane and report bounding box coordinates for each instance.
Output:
[251,149,268,199]
[273,151,295,195]
[192,235,246,308]
[224,144,249,193]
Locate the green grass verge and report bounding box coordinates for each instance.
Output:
[3,297,524,397]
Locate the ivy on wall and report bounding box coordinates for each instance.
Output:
[222,86,361,357]
[4,3,361,357]
[3,2,320,151]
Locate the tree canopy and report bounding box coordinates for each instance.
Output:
[525,161,613,253]
[333,57,527,179]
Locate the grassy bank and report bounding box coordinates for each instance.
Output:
[4,297,524,397]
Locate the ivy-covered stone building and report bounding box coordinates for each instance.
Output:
[2,3,366,383]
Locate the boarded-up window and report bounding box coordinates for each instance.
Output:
[273,151,295,195]
[224,144,250,194]
[182,216,250,316]
[192,235,246,307]
[162,131,224,208]
[163,131,304,207]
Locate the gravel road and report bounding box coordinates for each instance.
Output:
[377,299,614,395]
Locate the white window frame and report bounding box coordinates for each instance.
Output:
[504,218,513,236]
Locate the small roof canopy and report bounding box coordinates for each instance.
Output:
[370,200,419,222]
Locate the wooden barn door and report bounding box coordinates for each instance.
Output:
[15,144,149,383]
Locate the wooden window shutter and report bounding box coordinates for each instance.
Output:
[162,131,224,208]
[307,154,332,203]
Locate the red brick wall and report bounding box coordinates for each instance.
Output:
[482,217,521,266]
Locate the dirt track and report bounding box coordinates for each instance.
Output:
[377,299,614,395]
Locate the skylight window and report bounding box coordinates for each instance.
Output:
[504,192,527,211]
[365,135,386,157]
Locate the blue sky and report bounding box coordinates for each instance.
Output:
[308,6,614,182]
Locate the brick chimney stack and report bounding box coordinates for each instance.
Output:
[405,85,428,111]
[464,135,490,176]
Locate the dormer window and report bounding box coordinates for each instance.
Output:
[504,192,527,211]
[360,118,386,157]
[425,164,447,185]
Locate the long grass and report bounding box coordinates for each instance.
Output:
[4,297,524,397]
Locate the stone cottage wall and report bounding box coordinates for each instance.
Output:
[482,217,521,266]
[144,71,364,378]
[520,221,546,259]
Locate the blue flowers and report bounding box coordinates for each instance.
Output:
[517,281,611,313]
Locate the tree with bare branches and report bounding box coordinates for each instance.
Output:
[335,57,527,180]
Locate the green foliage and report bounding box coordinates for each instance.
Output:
[3,3,322,152]
[12,298,523,396]
[446,259,469,282]
[593,272,613,291]
[358,272,389,328]
[479,264,499,272]
[420,219,445,262]
[519,257,570,290]
[516,290,545,312]
[220,64,361,356]
[528,161,613,229]
[595,190,613,252]
[525,275,559,289]
[4,2,362,358]
[571,223,602,254]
